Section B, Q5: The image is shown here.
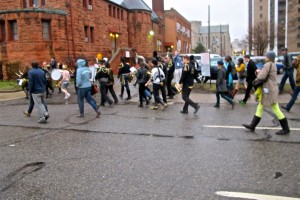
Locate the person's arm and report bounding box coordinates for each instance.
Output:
[256,62,272,81]
[76,69,82,87]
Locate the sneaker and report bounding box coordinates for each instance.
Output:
[23,111,31,117]
[150,106,159,110]
[194,104,200,114]
[239,100,246,105]
[213,104,220,108]
[67,93,71,99]
[281,105,290,112]
[38,117,46,123]
[44,113,49,121]
[96,111,101,118]
[162,103,168,110]
[76,114,84,118]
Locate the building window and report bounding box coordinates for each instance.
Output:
[260,6,263,10]
[9,20,18,41]
[22,0,27,8]
[90,27,94,43]
[113,7,116,18]
[41,0,46,6]
[157,39,162,51]
[84,26,88,42]
[0,21,5,43]
[29,0,38,7]
[298,43,300,48]
[88,0,92,6]
[109,5,112,17]
[42,20,51,40]
[121,10,124,20]
[117,8,120,19]
[83,0,87,8]
[260,14,263,18]
[176,22,181,32]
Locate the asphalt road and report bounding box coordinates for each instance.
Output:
[0,85,300,199]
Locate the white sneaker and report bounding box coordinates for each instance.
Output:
[38,117,46,123]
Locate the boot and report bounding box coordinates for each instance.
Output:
[232,89,239,99]
[242,115,261,132]
[276,118,290,135]
[125,90,131,100]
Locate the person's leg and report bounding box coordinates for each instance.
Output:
[161,82,167,103]
[271,103,290,135]
[214,91,220,107]
[138,83,144,107]
[108,85,118,103]
[232,83,239,98]
[283,86,300,111]
[100,82,113,105]
[32,93,47,122]
[278,71,288,92]
[124,75,131,100]
[242,81,253,103]
[174,69,180,84]
[287,69,296,91]
[27,93,35,113]
[242,103,263,131]
[221,92,234,104]
[77,88,85,116]
[153,84,163,106]
[167,75,173,97]
[85,87,101,117]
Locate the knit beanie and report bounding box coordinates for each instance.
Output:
[265,51,276,62]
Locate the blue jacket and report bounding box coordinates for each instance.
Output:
[28,67,46,94]
[76,59,92,89]
[173,54,183,69]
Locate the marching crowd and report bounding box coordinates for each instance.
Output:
[21,49,300,135]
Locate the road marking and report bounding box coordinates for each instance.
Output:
[216,191,300,200]
[203,125,300,131]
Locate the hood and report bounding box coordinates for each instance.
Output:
[77,59,86,68]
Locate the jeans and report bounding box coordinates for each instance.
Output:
[182,85,197,112]
[78,87,98,115]
[285,86,300,111]
[279,69,296,92]
[28,92,48,113]
[216,91,234,105]
[100,82,112,105]
[31,93,48,119]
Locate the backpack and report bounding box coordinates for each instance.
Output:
[230,61,236,75]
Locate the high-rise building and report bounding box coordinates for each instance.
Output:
[250,0,300,53]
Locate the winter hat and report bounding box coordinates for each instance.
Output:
[217,60,224,66]
[265,51,276,62]
[151,59,158,65]
[190,55,195,61]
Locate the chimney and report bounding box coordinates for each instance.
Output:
[152,0,164,13]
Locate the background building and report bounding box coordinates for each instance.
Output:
[250,0,300,54]
[0,0,190,79]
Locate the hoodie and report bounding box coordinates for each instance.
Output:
[76,59,92,89]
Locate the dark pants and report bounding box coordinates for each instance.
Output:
[27,92,48,113]
[242,80,254,102]
[167,75,175,97]
[100,82,113,105]
[120,74,130,96]
[285,86,300,110]
[138,83,148,105]
[153,83,164,105]
[46,79,54,96]
[216,91,234,105]
[279,69,296,92]
[106,84,118,103]
[182,85,197,112]
[160,81,167,103]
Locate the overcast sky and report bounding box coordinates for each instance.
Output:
[144,0,248,41]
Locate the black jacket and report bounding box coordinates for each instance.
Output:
[246,59,257,82]
[136,67,150,84]
[118,62,131,76]
[167,61,175,76]
[179,62,200,87]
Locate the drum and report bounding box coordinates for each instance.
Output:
[51,69,62,80]
[130,66,137,74]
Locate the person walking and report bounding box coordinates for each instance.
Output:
[232,58,247,98]
[173,50,183,85]
[28,61,49,123]
[242,51,290,135]
[281,55,300,112]
[95,59,113,106]
[179,55,201,114]
[239,55,257,104]
[164,55,176,99]
[118,57,131,100]
[76,58,101,118]
[278,48,296,94]
[214,60,235,109]
[105,62,119,104]
[145,59,167,110]
[224,56,234,98]
[60,64,71,100]
[136,62,151,107]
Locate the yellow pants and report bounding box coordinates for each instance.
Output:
[254,87,285,120]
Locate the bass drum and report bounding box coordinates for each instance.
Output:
[51,69,62,80]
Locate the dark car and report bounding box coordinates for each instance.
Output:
[251,56,283,74]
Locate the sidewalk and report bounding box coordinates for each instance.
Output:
[0,82,295,105]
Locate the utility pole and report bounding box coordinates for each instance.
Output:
[220,24,222,56]
[208,5,210,52]
[248,0,252,55]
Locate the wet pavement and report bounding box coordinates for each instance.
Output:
[0,83,300,199]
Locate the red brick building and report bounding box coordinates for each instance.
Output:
[0,0,190,79]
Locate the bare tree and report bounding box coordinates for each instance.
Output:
[244,20,269,56]
[252,21,269,56]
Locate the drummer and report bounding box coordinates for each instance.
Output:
[43,62,54,98]
[60,64,71,99]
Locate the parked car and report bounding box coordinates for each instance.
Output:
[251,56,283,74]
